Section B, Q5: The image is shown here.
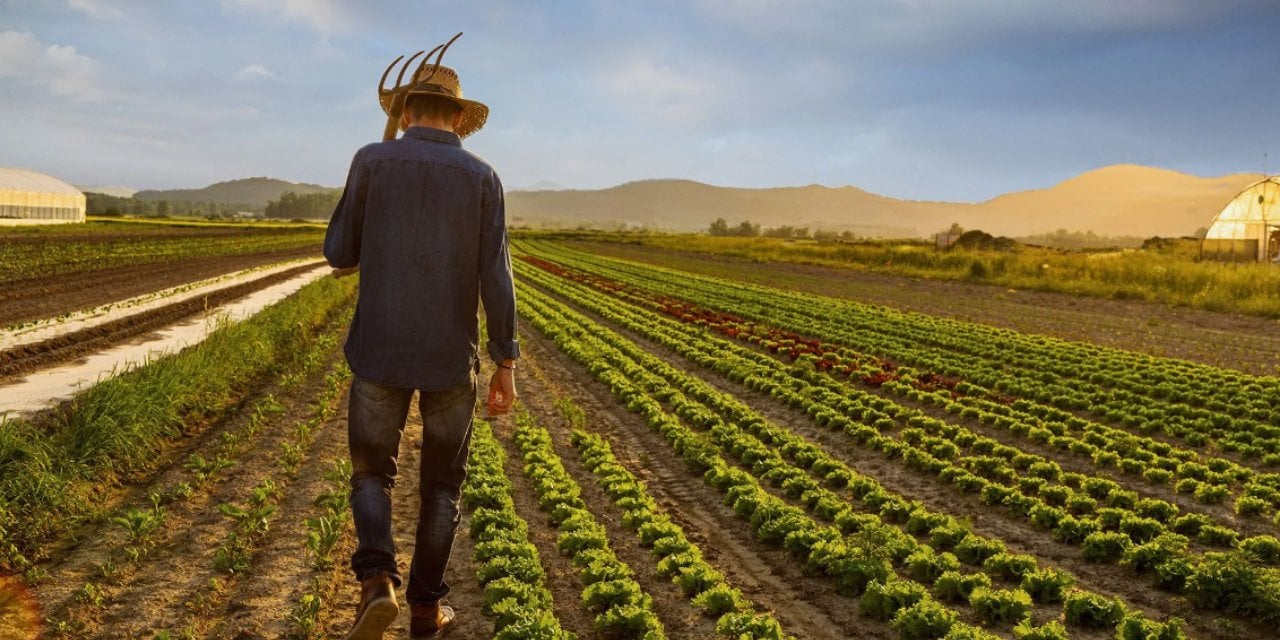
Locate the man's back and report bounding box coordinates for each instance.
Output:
[323,125,516,392]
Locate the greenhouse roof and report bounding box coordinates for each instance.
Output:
[0,167,83,197]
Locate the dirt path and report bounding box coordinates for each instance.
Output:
[320,404,492,640]
[0,246,320,327]
[517,323,887,640]
[572,241,1280,376]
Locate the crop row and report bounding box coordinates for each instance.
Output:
[516,255,1280,616]
[516,279,1190,639]
[516,245,1280,515]
[516,255,1280,624]
[514,256,1273,554]
[0,227,323,281]
[510,409,668,639]
[460,419,575,639]
[47,351,351,637]
[0,275,357,578]
[521,240,1280,465]
[553,397,791,637]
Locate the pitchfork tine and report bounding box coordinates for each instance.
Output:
[378,54,405,94]
[393,50,427,90]
[419,32,463,85]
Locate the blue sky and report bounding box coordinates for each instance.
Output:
[1,0,1278,201]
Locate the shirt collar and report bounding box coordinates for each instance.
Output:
[404,126,461,146]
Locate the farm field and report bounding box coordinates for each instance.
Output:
[562,237,1280,376]
[3,234,1280,640]
[0,221,325,327]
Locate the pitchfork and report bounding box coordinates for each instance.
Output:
[378,32,463,141]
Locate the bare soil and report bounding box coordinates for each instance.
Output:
[0,261,323,381]
[0,246,321,327]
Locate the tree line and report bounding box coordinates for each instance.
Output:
[263,191,342,219]
[85,193,246,218]
[708,217,857,240]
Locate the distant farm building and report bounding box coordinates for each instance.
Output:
[1201,176,1280,262]
[0,167,86,225]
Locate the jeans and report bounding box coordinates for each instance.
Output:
[347,371,476,605]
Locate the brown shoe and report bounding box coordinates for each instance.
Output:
[410,600,457,638]
[345,574,399,640]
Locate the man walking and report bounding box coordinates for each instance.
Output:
[324,49,518,639]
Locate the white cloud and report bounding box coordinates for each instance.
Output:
[233,63,276,80]
[221,0,348,32]
[67,0,123,20]
[600,58,721,128]
[0,31,105,100]
[692,0,1246,53]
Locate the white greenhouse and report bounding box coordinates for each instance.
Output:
[0,167,86,225]
[1201,176,1280,262]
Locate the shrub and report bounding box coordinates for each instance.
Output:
[968,587,1032,625]
[1053,515,1100,545]
[928,522,970,550]
[715,611,787,639]
[1115,613,1188,640]
[1039,485,1072,506]
[1153,556,1195,592]
[891,597,959,640]
[982,553,1038,582]
[955,536,1005,566]
[1118,515,1163,544]
[1063,589,1126,628]
[1020,567,1074,603]
[907,549,962,583]
[942,622,1003,640]
[1184,552,1280,619]
[1193,483,1230,504]
[1028,504,1064,530]
[933,571,992,603]
[690,582,745,615]
[1082,531,1130,563]
[861,579,929,620]
[1012,619,1068,640]
[1241,535,1280,565]
[1236,495,1269,517]
[1197,524,1239,548]
[1169,513,1210,537]
[1064,493,1096,515]
[1121,533,1189,573]
[1134,498,1178,522]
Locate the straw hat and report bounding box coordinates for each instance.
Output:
[380,65,488,138]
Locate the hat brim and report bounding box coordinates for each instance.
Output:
[380,91,488,138]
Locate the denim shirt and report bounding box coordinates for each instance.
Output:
[323,126,519,391]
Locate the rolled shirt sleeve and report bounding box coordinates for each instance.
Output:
[323,148,369,269]
[478,170,520,363]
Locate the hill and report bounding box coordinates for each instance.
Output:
[134,177,333,209]
[506,166,1263,238]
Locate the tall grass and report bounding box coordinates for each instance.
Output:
[571,233,1280,318]
[0,276,356,573]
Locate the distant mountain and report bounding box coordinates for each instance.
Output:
[134,177,334,209]
[521,180,567,191]
[505,165,1263,238]
[76,184,136,198]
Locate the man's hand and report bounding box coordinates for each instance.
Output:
[487,361,517,416]
[331,266,359,279]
